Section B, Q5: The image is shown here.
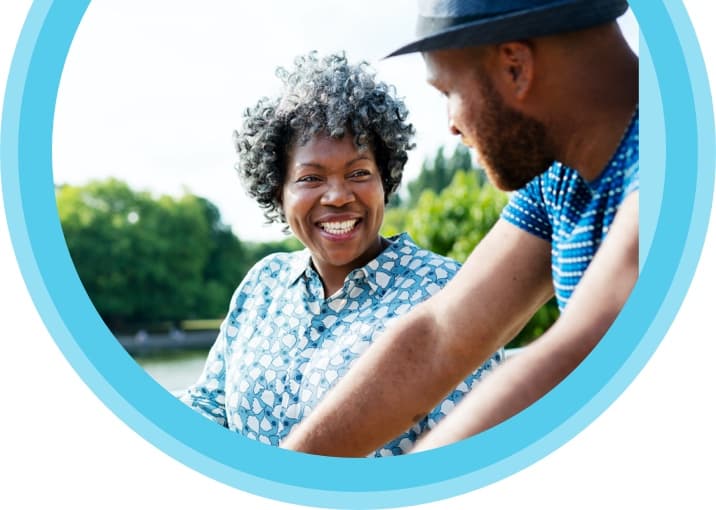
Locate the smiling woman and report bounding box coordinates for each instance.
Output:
[177,52,504,455]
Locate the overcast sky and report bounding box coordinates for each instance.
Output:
[48,1,638,241]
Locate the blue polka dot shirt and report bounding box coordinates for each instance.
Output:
[501,111,639,311]
[179,233,503,456]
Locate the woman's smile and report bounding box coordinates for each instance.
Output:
[318,218,360,235]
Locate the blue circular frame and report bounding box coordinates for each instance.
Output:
[1,1,713,508]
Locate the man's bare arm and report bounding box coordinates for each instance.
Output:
[282,219,553,456]
[412,192,639,451]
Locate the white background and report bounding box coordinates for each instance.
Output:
[1,2,714,509]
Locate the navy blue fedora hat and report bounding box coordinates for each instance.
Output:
[386,0,629,57]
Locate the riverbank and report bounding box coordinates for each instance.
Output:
[117,329,217,357]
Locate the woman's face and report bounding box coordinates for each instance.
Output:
[281,133,385,283]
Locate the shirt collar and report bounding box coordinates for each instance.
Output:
[360,233,412,294]
[287,248,313,286]
[285,233,414,291]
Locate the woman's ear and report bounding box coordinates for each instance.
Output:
[496,41,534,101]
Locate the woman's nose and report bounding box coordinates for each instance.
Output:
[320,179,355,207]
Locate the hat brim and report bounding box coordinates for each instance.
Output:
[385,0,629,58]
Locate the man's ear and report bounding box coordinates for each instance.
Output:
[495,41,534,100]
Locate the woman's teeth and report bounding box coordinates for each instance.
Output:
[320,219,358,234]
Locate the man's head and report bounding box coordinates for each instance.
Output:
[388,1,631,190]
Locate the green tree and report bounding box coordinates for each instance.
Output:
[195,197,252,318]
[380,206,410,238]
[57,179,144,325]
[385,143,483,233]
[405,170,506,261]
[57,178,307,331]
[57,179,217,329]
[137,193,213,321]
[403,144,483,207]
[398,169,560,348]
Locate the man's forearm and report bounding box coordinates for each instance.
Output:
[281,304,470,456]
[411,317,600,451]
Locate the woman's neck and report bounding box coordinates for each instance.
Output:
[313,236,387,298]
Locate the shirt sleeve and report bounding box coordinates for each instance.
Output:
[176,258,266,427]
[177,320,230,427]
[500,176,552,241]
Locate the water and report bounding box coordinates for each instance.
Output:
[135,347,523,395]
[134,350,209,393]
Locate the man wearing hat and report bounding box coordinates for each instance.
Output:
[284,0,638,455]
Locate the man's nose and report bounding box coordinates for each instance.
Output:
[447,106,461,136]
[449,119,462,136]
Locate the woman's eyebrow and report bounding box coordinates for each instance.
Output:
[294,161,325,170]
[295,156,373,170]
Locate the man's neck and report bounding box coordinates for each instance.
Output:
[558,100,637,182]
[540,26,639,181]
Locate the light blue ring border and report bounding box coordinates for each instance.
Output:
[1,1,713,508]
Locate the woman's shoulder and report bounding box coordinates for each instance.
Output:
[245,249,308,282]
[253,249,303,268]
[384,233,461,278]
[231,249,307,296]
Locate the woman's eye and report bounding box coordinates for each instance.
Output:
[350,169,371,179]
[297,175,321,183]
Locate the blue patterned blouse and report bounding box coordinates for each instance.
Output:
[179,233,503,456]
[501,110,639,310]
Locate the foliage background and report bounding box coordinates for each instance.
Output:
[57,145,557,347]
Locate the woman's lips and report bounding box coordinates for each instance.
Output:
[315,217,364,241]
[318,218,360,235]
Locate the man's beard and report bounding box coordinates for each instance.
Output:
[473,77,556,191]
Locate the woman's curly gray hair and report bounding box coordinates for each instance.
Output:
[233,51,415,224]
